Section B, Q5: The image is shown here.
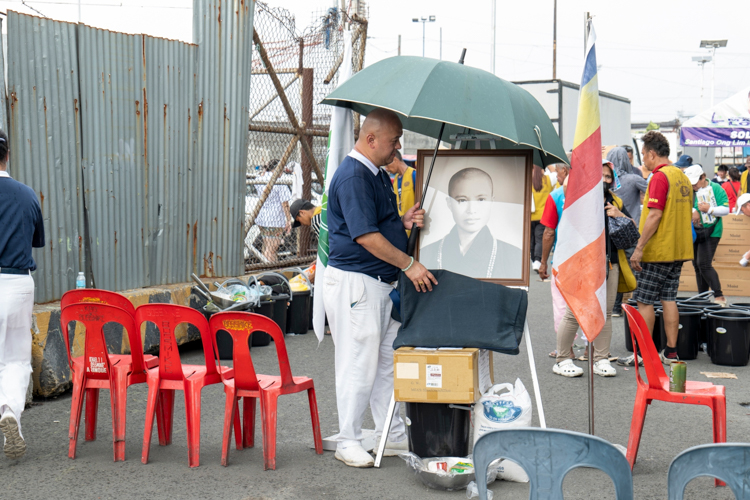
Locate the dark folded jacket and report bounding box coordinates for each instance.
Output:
[393,270,527,354]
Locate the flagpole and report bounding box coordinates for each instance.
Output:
[583,12,596,437]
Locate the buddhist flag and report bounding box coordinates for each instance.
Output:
[312,30,355,343]
[551,21,606,342]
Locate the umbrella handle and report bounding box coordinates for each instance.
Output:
[406,225,420,256]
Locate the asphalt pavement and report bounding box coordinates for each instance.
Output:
[3,277,749,499]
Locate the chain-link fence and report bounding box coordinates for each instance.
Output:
[244,2,368,272]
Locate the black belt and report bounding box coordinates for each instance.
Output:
[0,267,30,275]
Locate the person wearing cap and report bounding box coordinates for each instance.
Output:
[0,129,45,459]
[625,131,693,367]
[674,154,693,171]
[685,164,729,307]
[290,199,322,239]
[383,150,416,219]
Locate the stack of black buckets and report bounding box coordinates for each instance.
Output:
[623,294,750,366]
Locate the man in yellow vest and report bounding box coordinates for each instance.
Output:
[384,151,416,218]
[629,131,694,365]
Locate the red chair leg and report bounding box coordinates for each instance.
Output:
[184,384,202,468]
[84,388,99,442]
[141,376,160,465]
[112,369,129,462]
[233,402,242,450]
[307,387,323,455]
[260,393,279,471]
[68,369,86,459]
[243,397,256,449]
[155,389,168,446]
[221,389,238,467]
[712,397,728,487]
[158,389,175,446]
[626,390,649,469]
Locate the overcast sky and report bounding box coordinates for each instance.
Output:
[0,0,747,123]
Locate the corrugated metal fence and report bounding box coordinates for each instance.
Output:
[6,1,254,303]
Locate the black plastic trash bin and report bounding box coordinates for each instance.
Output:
[624,300,662,352]
[287,290,311,334]
[659,306,702,360]
[707,310,750,366]
[272,293,290,334]
[251,299,275,347]
[405,402,471,458]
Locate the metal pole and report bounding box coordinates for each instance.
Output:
[398,34,401,56]
[712,47,718,107]
[422,21,426,57]
[588,341,594,435]
[552,0,557,79]
[700,61,705,112]
[583,12,590,56]
[490,0,496,74]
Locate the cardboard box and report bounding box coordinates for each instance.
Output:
[720,279,750,296]
[681,261,695,276]
[393,348,493,404]
[714,265,750,296]
[720,228,750,246]
[722,215,749,229]
[678,273,698,293]
[713,244,748,263]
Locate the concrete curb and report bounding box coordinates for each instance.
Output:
[30,277,241,397]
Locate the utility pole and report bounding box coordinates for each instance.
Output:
[398,34,401,56]
[552,0,557,79]
[700,39,727,107]
[490,0,496,73]
[692,55,711,112]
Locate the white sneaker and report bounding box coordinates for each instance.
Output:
[335,444,374,468]
[532,260,542,272]
[552,359,583,377]
[0,411,25,460]
[593,359,617,377]
[374,435,409,457]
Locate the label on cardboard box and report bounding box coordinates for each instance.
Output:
[396,362,419,380]
[426,365,442,388]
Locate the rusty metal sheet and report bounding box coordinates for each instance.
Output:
[192,0,255,277]
[7,11,85,303]
[77,25,147,292]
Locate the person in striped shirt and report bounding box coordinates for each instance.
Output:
[291,199,322,239]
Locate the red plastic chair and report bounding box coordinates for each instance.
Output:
[135,304,235,468]
[59,303,159,461]
[61,289,136,316]
[209,312,323,470]
[622,304,726,485]
[61,289,140,444]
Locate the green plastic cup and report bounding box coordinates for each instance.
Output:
[669,361,687,393]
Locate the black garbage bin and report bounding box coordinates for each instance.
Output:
[405,402,471,458]
[623,300,662,352]
[287,290,311,334]
[659,306,702,360]
[707,310,750,366]
[251,299,275,347]
[729,303,750,310]
[272,293,290,334]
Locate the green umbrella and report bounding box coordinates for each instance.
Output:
[321,55,568,167]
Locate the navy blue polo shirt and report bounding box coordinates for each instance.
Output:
[328,154,407,282]
[0,172,45,271]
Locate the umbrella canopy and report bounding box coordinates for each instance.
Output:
[321,56,568,167]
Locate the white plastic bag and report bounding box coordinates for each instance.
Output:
[473,378,532,483]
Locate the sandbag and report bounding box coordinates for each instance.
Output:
[473,379,532,483]
[394,270,527,354]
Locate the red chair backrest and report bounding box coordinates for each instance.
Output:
[59,303,143,379]
[61,289,136,317]
[622,304,670,390]
[209,312,294,390]
[135,304,217,380]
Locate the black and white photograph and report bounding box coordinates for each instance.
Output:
[416,150,532,286]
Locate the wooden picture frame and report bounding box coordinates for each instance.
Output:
[414,149,533,287]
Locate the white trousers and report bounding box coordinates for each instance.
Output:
[323,266,406,448]
[0,274,34,435]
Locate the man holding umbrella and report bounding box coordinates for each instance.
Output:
[324,108,437,467]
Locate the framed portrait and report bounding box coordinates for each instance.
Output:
[415,149,533,287]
